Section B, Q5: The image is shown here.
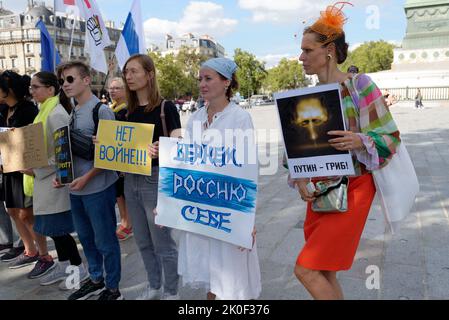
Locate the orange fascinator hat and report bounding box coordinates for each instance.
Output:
[310,2,353,44]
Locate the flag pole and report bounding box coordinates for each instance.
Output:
[100,59,113,94]
[53,0,57,72]
[68,14,76,60]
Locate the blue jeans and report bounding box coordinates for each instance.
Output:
[70,184,121,289]
[124,167,179,295]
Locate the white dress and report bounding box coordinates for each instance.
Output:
[177,102,262,300]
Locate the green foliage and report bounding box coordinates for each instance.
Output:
[340,40,395,73]
[149,47,268,99]
[176,47,208,98]
[233,48,267,98]
[263,58,308,93]
[149,48,207,100]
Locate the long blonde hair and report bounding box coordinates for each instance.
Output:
[123,54,162,114]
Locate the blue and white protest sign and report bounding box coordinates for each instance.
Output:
[155,137,258,249]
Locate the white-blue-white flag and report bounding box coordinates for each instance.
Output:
[115,0,146,71]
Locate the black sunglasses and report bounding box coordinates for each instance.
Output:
[58,76,76,86]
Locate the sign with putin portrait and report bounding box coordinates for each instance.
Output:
[274,83,355,179]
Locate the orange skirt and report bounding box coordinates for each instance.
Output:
[296,173,376,271]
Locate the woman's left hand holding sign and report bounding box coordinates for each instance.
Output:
[148,141,159,159]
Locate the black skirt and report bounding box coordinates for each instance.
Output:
[2,172,31,209]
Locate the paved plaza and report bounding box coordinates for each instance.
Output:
[1,102,449,300]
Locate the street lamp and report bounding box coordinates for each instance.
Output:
[247,70,251,108]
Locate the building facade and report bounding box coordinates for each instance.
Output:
[0,1,121,89]
[150,33,225,58]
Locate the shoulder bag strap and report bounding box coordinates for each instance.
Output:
[160,99,168,137]
[92,102,102,135]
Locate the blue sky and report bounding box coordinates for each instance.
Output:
[10,0,407,67]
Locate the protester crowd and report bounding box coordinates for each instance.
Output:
[0,55,261,301]
[0,2,413,302]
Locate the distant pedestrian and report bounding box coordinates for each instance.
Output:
[415,88,423,109]
[347,65,359,74]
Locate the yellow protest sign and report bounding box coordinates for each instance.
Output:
[94,120,155,175]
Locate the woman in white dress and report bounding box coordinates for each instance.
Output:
[177,57,261,300]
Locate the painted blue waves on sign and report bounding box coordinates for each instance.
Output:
[122,12,139,55]
[159,167,257,214]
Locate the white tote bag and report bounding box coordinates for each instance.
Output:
[372,142,419,232]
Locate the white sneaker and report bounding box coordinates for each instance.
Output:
[136,284,162,300]
[40,260,70,286]
[59,263,90,291]
[162,293,180,300]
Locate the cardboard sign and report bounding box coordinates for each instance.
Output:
[274,83,355,179]
[94,120,155,175]
[54,126,74,184]
[0,128,11,166]
[0,123,48,173]
[155,137,258,249]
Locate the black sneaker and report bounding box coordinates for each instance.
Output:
[0,243,13,255]
[28,257,56,279]
[98,289,123,301]
[68,279,105,300]
[1,246,25,262]
[8,252,38,269]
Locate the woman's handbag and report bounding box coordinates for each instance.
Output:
[372,142,419,231]
[345,74,419,231]
[311,176,349,213]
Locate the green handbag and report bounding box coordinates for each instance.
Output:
[311,176,349,213]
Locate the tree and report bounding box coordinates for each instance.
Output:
[263,58,308,93]
[340,40,395,73]
[149,52,185,99]
[176,47,208,99]
[149,48,208,100]
[233,48,267,98]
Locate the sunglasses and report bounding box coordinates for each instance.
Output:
[58,76,76,86]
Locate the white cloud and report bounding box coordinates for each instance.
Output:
[258,53,296,69]
[238,0,324,24]
[144,1,238,46]
[6,0,110,15]
[349,39,401,52]
[387,40,401,47]
[349,42,363,51]
[238,0,392,24]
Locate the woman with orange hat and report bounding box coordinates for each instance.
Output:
[291,2,401,299]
